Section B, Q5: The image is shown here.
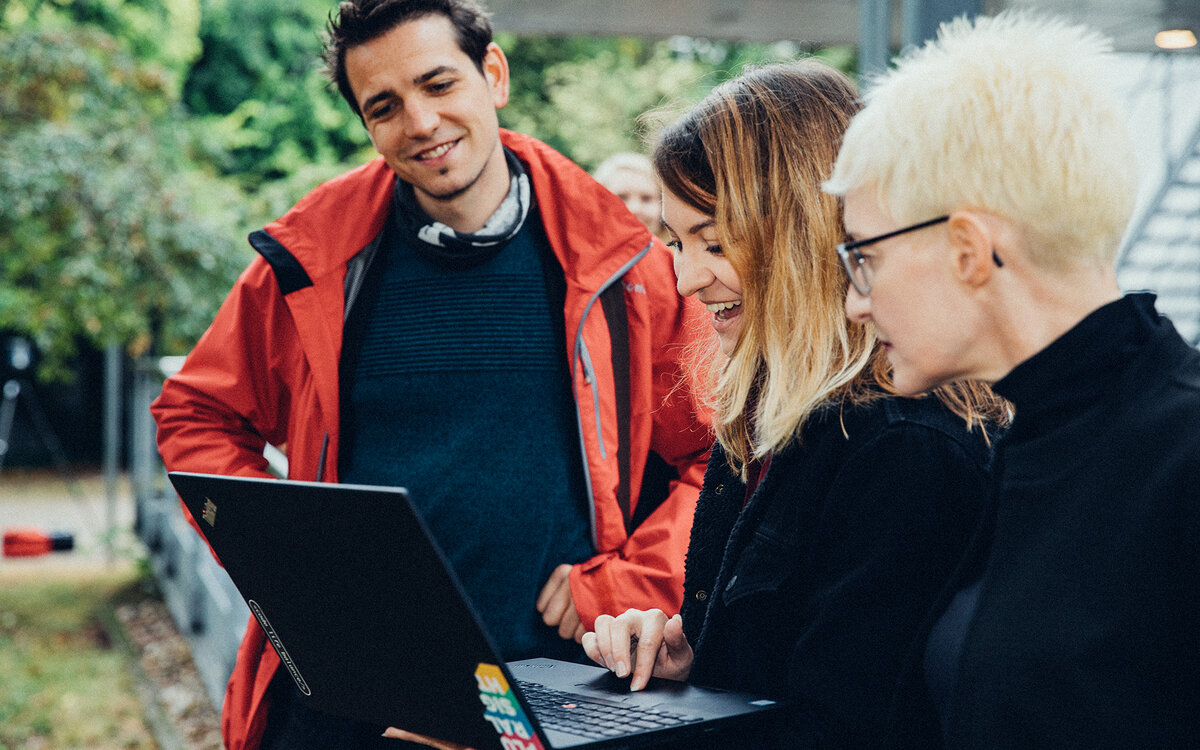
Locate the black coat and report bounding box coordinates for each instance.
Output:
[935,293,1200,749]
[679,395,993,749]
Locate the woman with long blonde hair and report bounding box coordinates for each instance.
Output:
[583,60,1006,748]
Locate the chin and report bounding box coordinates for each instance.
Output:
[889,367,941,397]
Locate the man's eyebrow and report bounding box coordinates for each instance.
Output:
[414,65,457,85]
[361,89,394,114]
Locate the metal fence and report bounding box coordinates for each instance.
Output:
[130,356,245,710]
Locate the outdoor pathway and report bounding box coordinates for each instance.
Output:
[1,468,222,750]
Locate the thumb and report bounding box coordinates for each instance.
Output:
[662,614,690,655]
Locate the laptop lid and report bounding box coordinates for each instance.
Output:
[168,472,779,749]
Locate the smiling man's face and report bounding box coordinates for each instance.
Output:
[346,13,510,228]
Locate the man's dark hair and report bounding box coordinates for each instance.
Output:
[323,0,493,117]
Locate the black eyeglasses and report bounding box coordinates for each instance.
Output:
[836,215,1003,296]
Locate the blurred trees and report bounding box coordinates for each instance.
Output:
[498,34,709,170]
[500,35,853,171]
[1,0,852,376]
[181,0,372,189]
[0,21,248,380]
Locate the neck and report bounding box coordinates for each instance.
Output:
[415,143,511,233]
[983,262,1122,380]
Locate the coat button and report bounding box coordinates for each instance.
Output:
[714,483,725,494]
[695,590,708,601]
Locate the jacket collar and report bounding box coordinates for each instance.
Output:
[991,292,1190,483]
[254,130,657,470]
[262,129,654,292]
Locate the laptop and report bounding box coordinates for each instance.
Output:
[167,471,781,749]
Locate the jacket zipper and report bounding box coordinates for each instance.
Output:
[571,241,653,549]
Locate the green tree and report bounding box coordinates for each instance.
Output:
[497,34,705,168]
[181,0,372,189]
[498,33,855,170]
[0,0,203,91]
[0,27,249,379]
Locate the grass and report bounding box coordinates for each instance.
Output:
[0,564,160,750]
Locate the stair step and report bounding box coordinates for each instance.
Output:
[1142,214,1200,239]
[1159,187,1200,213]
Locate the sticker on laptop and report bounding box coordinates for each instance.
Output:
[475,663,545,750]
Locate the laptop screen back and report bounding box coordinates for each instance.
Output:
[169,472,520,749]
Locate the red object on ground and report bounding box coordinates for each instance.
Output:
[2,528,75,557]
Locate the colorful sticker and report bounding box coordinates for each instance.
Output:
[474,663,546,750]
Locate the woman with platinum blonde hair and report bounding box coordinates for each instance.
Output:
[825,11,1200,747]
[582,59,1007,748]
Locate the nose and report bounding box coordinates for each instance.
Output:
[402,100,439,138]
[674,246,713,299]
[844,282,872,324]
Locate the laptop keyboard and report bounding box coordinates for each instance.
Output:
[516,680,703,740]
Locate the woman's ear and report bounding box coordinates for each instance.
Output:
[947,211,1000,288]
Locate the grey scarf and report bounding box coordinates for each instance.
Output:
[394,148,531,270]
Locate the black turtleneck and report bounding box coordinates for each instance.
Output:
[924,293,1200,749]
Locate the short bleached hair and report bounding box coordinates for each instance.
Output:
[824,11,1138,270]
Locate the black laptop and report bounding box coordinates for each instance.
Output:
[167,471,781,749]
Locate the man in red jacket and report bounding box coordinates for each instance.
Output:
[151,0,711,748]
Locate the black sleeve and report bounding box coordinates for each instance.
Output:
[773,422,988,749]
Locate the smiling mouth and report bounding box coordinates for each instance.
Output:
[705,300,742,320]
[415,140,458,161]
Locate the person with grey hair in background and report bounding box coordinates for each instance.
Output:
[825,11,1200,748]
[593,151,670,243]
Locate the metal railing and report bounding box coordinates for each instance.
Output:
[130,356,245,710]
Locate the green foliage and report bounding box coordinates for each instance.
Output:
[0,27,249,379]
[181,0,372,188]
[499,33,855,170]
[1,0,204,93]
[498,34,706,169]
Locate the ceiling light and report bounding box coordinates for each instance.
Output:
[1155,29,1198,49]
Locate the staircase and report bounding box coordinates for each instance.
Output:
[1117,118,1200,346]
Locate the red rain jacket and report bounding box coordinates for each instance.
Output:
[151,130,712,750]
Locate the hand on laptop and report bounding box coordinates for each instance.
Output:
[536,563,586,642]
[582,609,693,692]
[382,727,473,749]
